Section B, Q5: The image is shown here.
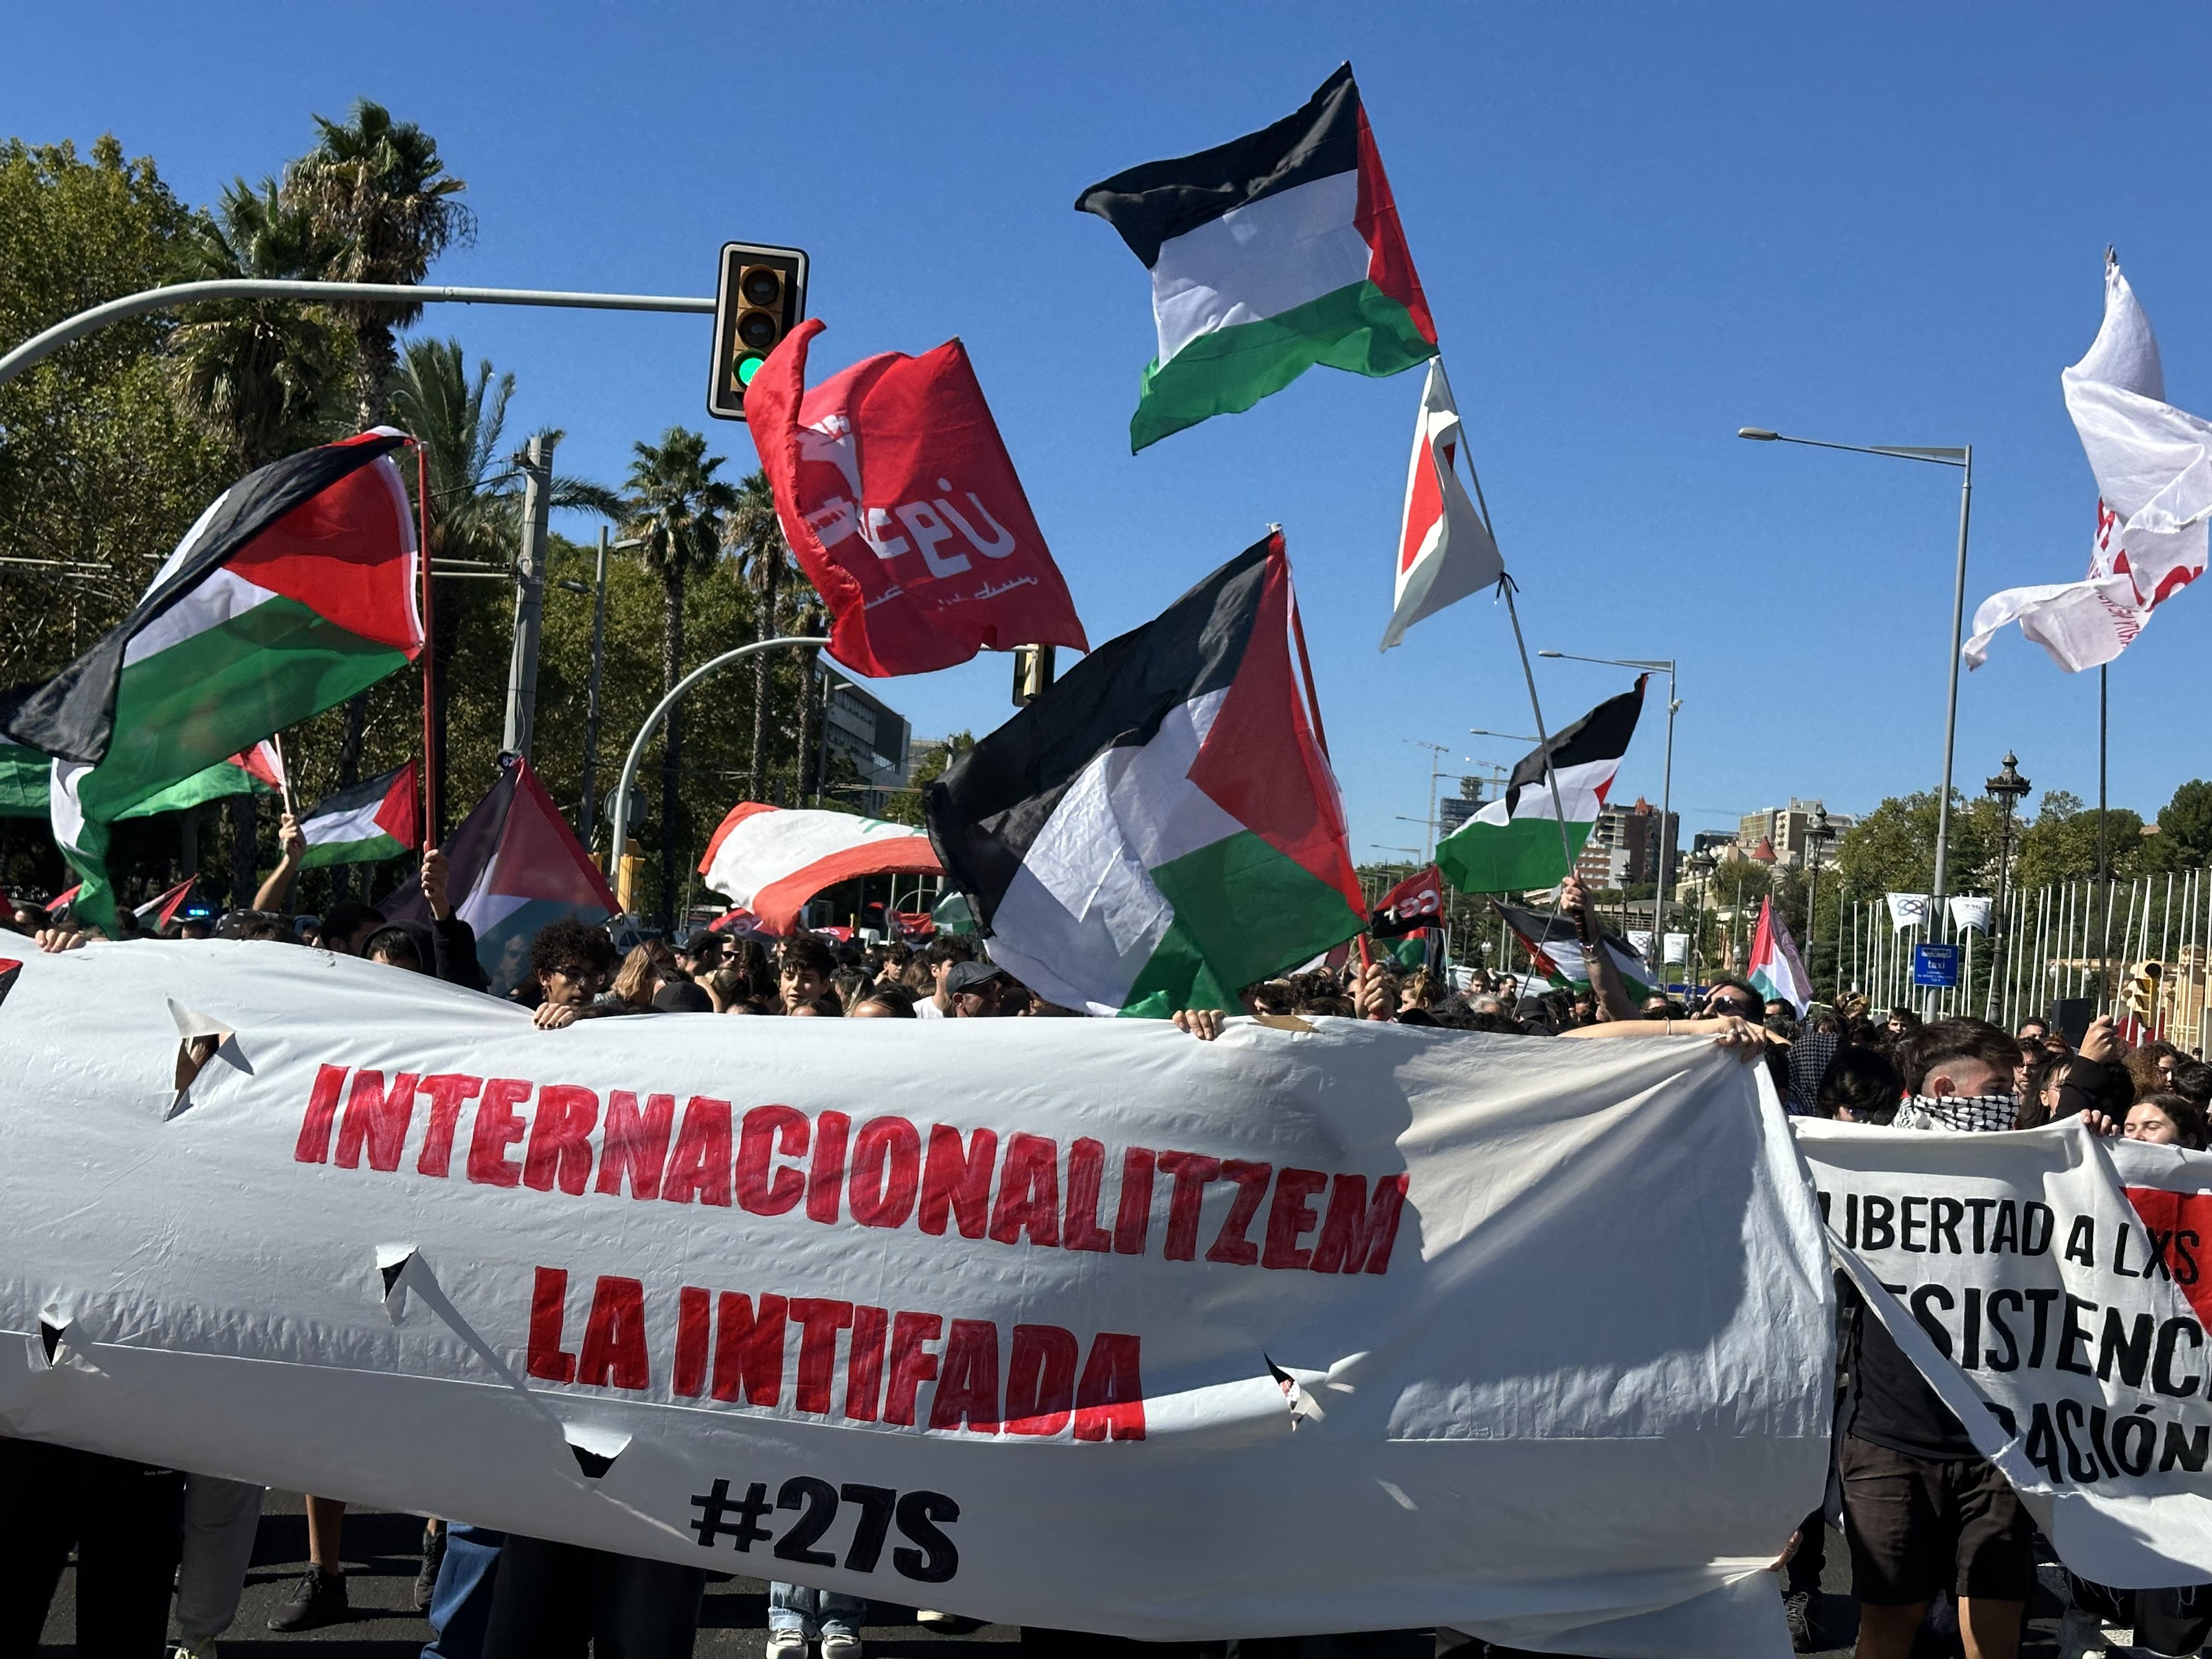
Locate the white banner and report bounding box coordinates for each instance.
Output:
[1887,892,1932,932]
[1796,1120,2212,1586]
[0,942,1833,1656]
[1664,932,1689,966]
[1948,895,1993,935]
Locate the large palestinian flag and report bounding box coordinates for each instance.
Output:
[1436,679,1647,895]
[1494,899,1657,1005]
[1075,64,1437,451]
[379,755,615,996]
[926,532,1363,1016]
[1,431,421,931]
[298,760,420,868]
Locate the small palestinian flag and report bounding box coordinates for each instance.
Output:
[1748,896,1811,1017]
[2,431,421,932]
[926,532,1363,1015]
[133,876,199,931]
[1436,679,1647,895]
[298,760,420,868]
[1494,899,1656,1004]
[1076,64,1437,451]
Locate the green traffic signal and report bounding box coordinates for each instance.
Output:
[737,355,763,386]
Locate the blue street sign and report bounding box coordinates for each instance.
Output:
[1912,943,1962,988]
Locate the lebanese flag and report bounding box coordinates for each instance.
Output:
[1380,360,1503,650]
[1075,63,1437,451]
[926,531,1363,1016]
[5,431,421,933]
[697,803,940,936]
[1371,864,1445,939]
[746,321,1088,678]
[298,760,420,868]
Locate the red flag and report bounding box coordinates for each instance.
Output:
[1370,864,1445,938]
[747,319,1089,677]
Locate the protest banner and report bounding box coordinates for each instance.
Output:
[1798,1119,2212,1586]
[0,943,1831,1654]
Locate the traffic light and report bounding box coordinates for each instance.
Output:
[707,242,808,421]
[1011,644,1057,707]
[2125,959,2163,1022]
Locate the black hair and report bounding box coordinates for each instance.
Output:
[323,901,386,949]
[2171,1060,2212,1109]
[1898,1017,2020,1096]
[1818,1046,1903,1123]
[854,983,919,1017]
[921,935,977,969]
[778,934,837,978]
[2134,1092,2210,1150]
[531,918,617,980]
[360,925,425,972]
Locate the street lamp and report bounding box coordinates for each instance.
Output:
[1803,807,1836,1005]
[1740,426,1973,999]
[1984,751,2032,1022]
[1538,650,1679,941]
[1687,849,1718,990]
[1468,727,1539,744]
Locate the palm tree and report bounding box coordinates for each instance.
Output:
[388,337,621,826]
[286,99,472,806]
[284,99,472,431]
[167,177,343,906]
[724,470,791,801]
[624,428,738,922]
[169,178,341,471]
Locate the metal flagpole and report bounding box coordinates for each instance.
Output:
[2099,665,2112,1013]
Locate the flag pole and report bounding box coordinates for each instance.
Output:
[414,442,440,851]
[1460,449,1582,935]
[269,732,296,820]
[1282,534,1374,979]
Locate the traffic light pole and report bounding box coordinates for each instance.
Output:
[0,279,714,391]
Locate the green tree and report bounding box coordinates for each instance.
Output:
[283,99,471,431]
[387,338,620,825]
[2012,790,2146,891]
[724,469,791,799]
[623,428,738,921]
[882,732,974,825]
[2146,779,2212,871]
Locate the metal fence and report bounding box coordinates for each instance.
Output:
[1842,869,2212,1044]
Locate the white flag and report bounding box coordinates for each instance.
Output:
[1965,257,2212,673]
[1663,931,1689,965]
[1948,895,1993,934]
[1379,359,1504,652]
[1887,892,1932,932]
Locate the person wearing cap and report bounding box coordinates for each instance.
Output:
[943,959,1006,1017]
[673,929,724,978]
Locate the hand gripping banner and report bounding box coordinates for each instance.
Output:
[1798,1119,2212,1585]
[0,945,1832,1655]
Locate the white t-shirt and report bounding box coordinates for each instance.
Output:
[914,996,947,1019]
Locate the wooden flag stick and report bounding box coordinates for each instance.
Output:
[269,731,296,820]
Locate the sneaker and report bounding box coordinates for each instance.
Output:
[765,1633,809,1659]
[821,1635,863,1659]
[414,1526,446,1612]
[917,1612,982,1634]
[1782,1588,1814,1652]
[266,1565,348,1632]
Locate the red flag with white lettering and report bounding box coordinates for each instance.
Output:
[747,320,1089,678]
[1370,863,1445,938]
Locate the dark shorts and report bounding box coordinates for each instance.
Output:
[1840,1433,2036,1606]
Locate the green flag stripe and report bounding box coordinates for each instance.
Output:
[1117,827,1362,1016]
[1131,279,1438,452]
[1437,813,1594,895]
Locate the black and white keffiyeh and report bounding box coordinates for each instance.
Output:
[1890,1092,2019,1134]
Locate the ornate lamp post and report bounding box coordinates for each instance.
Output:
[1804,808,1836,1004]
[1984,752,2031,1022]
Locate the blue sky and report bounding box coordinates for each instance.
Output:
[11,4,2212,861]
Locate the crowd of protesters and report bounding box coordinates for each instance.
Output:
[5,841,2211,1659]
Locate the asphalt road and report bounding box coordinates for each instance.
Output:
[31,1495,2082,1659]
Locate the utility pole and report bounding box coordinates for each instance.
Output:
[503,434,556,759]
[575,527,614,846]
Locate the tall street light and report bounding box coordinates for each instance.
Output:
[1803,806,1835,1005]
[1739,427,1973,993]
[1538,651,1678,941]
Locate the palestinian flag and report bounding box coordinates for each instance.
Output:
[0,741,282,820]
[298,760,420,868]
[1075,64,1437,452]
[133,876,199,932]
[2,432,421,932]
[378,755,616,996]
[1436,679,1647,895]
[1494,899,1656,1004]
[1747,896,1811,1017]
[926,531,1363,1016]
